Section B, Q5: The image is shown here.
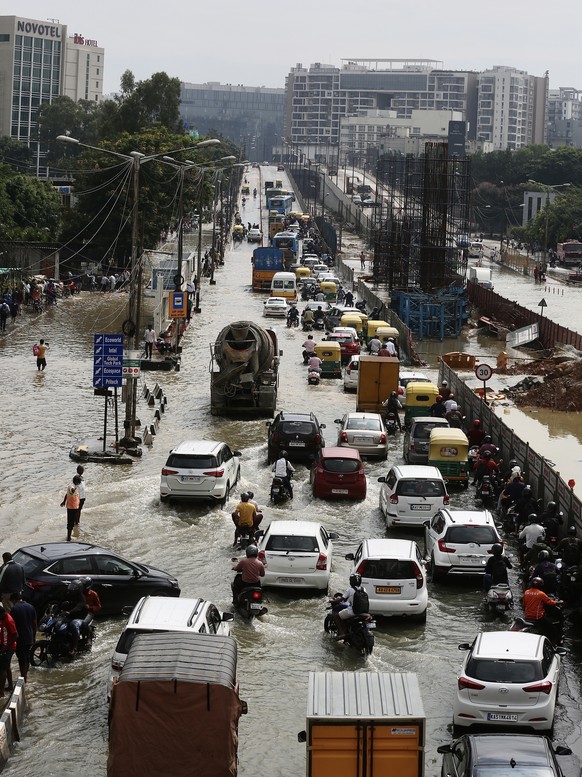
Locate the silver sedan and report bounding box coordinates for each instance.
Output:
[334,412,388,459]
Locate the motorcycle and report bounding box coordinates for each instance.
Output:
[485,583,513,615]
[324,599,375,656]
[307,370,320,386]
[385,412,398,436]
[302,349,314,365]
[468,445,480,471]
[476,474,496,507]
[231,572,268,620]
[30,604,95,666]
[302,319,314,332]
[509,599,565,646]
[286,315,299,329]
[270,475,291,504]
[313,317,325,331]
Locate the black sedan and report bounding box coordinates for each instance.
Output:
[13,542,180,616]
[438,733,572,777]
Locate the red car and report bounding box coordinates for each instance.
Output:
[311,447,367,500]
[326,330,360,364]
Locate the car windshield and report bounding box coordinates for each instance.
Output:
[361,559,416,579]
[397,479,444,497]
[445,526,497,544]
[266,535,319,552]
[11,550,41,575]
[346,418,382,431]
[414,422,445,440]
[466,658,542,683]
[166,454,217,469]
[116,628,170,655]
[280,421,314,435]
[323,458,360,473]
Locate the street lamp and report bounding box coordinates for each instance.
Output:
[527,179,571,267]
[57,134,220,442]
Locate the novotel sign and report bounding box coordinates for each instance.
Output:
[17,20,62,38]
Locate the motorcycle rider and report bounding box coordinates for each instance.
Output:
[519,514,546,554]
[286,304,299,327]
[382,391,402,431]
[540,502,563,543]
[231,545,265,603]
[438,380,451,401]
[514,486,539,531]
[332,573,366,638]
[445,401,464,429]
[478,435,498,458]
[368,335,382,355]
[430,394,447,419]
[483,543,512,592]
[301,308,315,330]
[232,492,257,547]
[307,353,323,375]
[63,579,90,656]
[499,474,526,515]
[523,577,563,645]
[531,550,558,594]
[472,450,498,486]
[272,451,295,498]
[313,306,325,327]
[557,526,582,567]
[302,334,316,364]
[355,299,367,313]
[525,535,555,567]
[466,419,486,447]
[81,577,102,617]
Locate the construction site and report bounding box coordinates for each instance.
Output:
[371,142,472,339]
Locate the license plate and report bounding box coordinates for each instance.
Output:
[375,586,401,594]
[288,441,305,447]
[181,476,201,483]
[250,603,263,611]
[411,504,431,511]
[487,713,518,722]
[460,556,486,566]
[278,577,303,584]
[331,489,349,494]
[354,436,369,443]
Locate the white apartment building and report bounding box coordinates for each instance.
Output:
[547,87,582,148]
[63,32,104,104]
[476,65,547,151]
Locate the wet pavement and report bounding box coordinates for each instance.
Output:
[1,166,582,776]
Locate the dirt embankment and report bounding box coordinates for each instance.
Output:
[497,353,582,411]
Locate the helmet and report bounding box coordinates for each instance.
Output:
[492,543,503,556]
[530,577,544,589]
[472,419,481,428]
[568,526,577,536]
[349,573,362,588]
[390,391,397,398]
[523,485,532,494]
[538,550,550,561]
[509,459,517,468]
[483,435,492,444]
[240,493,249,502]
[546,501,557,514]
[441,380,448,386]
[81,577,92,591]
[246,545,258,558]
[436,395,443,402]
[528,513,538,523]
[482,450,492,459]
[68,579,83,594]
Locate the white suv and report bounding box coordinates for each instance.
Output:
[160,440,241,503]
[345,539,428,621]
[424,508,501,582]
[343,355,359,392]
[108,596,233,697]
[378,465,449,528]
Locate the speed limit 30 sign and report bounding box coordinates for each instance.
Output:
[474,363,494,382]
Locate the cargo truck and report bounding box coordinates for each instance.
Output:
[356,355,399,413]
[252,247,284,291]
[468,266,493,289]
[298,671,426,777]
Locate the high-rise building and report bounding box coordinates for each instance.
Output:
[547,87,582,148]
[0,15,104,144]
[179,82,285,163]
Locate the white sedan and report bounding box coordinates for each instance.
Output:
[263,297,288,317]
[257,520,338,590]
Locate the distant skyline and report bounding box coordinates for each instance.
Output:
[15,0,582,95]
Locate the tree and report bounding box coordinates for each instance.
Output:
[0,163,62,241]
[0,137,34,173]
[36,96,103,165]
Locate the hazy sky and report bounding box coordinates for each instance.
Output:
[16,0,582,94]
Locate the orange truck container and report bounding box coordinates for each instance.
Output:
[356,354,399,413]
[299,672,425,777]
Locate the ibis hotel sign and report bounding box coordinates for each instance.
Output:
[16,19,62,38]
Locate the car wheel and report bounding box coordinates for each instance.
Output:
[415,610,428,624]
[452,724,465,739]
[220,482,230,507]
[430,556,444,583]
[160,494,169,503]
[233,469,240,487]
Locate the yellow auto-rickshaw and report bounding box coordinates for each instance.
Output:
[314,341,342,378]
[320,280,337,302]
[428,428,470,488]
[366,320,391,342]
[376,325,400,342]
[403,382,439,428]
[241,185,250,196]
[275,179,283,188]
[295,266,311,283]
[340,313,364,339]
[232,224,245,243]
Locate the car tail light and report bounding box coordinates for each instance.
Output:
[316,553,328,571]
[251,590,262,600]
[457,677,485,691]
[340,432,348,442]
[438,539,456,553]
[358,469,366,480]
[356,562,367,575]
[25,580,49,591]
[258,550,266,562]
[203,469,224,477]
[272,431,280,443]
[443,493,450,505]
[161,468,179,476]
[314,434,321,444]
[390,494,398,504]
[412,562,424,589]
[523,681,552,695]
[379,434,386,443]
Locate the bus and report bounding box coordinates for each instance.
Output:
[268,195,294,216]
[265,187,294,207]
[272,231,300,268]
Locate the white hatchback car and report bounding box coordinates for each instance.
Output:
[160,440,241,503]
[343,355,360,392]
[335,412,388,459]
[345,538,428,621]
[263,297,288,317]
[453,631,564,734]
[108,596,233,698]
[378,465,449,528]
[424,508,501,581]
[257,520,338,590]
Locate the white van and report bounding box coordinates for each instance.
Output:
[270,271,297,300]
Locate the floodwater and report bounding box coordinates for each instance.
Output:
[1,167,582,776]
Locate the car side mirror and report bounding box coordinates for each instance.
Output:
[233,451,242,457]
[377,476,386,483]
[222,612,234,622]
[423,520,430,528]
[297,730,307,743]
[345,553,355,560]
[132,568,141,578]
[555,646,568,657]
[320,424,326,429]
[554,746,572,756]
[255,530,265,539]
[265,422,271,427]
[458,643,471,650]
[436,744,452,754]
[334,419,342,424]
[328,532,339,540]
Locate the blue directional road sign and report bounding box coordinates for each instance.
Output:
[93,333,124,388]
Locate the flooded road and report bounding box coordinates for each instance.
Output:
[1,168,582,776]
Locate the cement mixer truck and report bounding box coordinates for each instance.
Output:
[210,321,280,417]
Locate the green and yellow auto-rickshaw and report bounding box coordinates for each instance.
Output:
[314,341,342,378]
[241,185,250,196]
[340,313,365,339]
[295,266,311,284]
[366,320,390,342]
[376,325,400,343]
[403,382,439,428]
[320,280,337,302]
[428,428,470,488]
[232,224,245,243]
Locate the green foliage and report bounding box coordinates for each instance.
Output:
[0,137,34,172]
[0,163,62,241]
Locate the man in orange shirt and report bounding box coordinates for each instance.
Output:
[523,577,563,644]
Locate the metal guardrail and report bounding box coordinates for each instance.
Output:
[439,362,581,532]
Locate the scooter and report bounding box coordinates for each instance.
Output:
[385,412,398,436]
[302,319,314,332]
[231,571,268,620]
[485,583,513,615]
[31,604,95,666]
[302,349,313,365]
[307,370,320,386]
[270,476,291,504]
[324,599,375,656]
[286,316,299,329]
[509,598,565,646]
[313,318,325,331]
[476,474,496,507]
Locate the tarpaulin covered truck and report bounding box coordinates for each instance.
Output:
[299,671,426,777]
[107,632,246,777]
[252,247,284,291]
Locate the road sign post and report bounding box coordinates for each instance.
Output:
[94,334,124,451]
[474,363,494,405]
